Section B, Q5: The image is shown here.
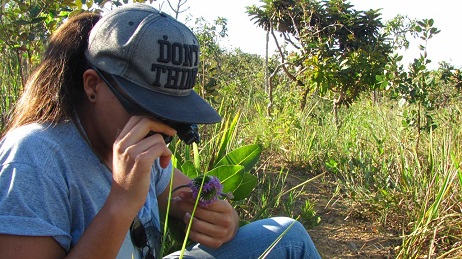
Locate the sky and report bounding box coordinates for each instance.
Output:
[159,0,462,70]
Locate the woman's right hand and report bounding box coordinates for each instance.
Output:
[108,116,176,214]
[67,117,177,258]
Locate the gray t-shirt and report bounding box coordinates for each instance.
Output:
[0,121,172,258]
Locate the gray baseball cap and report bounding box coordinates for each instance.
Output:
[85,4,221,124]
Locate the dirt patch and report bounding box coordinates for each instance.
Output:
[288,172,401,258]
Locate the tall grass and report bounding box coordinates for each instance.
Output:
[236,91,461,258]
[0,50,24,131]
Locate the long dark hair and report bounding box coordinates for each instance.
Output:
[2,12,101,136]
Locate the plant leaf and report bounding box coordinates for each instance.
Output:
[231,172,258,201]
[214,113,240,166]
[181,161,200,178]
[206,165,245,194]
[215,143,262,173]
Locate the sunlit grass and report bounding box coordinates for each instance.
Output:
[0,51,24,132]
[248,93,461,257]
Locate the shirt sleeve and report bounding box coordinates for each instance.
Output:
[0,162,72,250]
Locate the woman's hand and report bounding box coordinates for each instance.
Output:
[68,116,176,259]
[109,116,176,214]
[174,191,240,248]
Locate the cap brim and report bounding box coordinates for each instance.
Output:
[111,75,221,124]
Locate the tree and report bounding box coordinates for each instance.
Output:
[0,0,154,130]
[247,0,392,123]
[0,0,71,86]
[164,0,190,19]
[378,18,441,151]
[0,0,155,87]
[189,16,228,102]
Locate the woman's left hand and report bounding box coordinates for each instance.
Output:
[174,191,239,248]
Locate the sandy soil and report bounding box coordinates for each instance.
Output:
[290,173,401,258]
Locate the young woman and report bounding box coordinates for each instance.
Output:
[0,4,321,259]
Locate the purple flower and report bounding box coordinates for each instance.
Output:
[188,175,224,207]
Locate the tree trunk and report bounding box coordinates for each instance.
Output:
[267,76,273,116]
[265,30,269,93]
[333,93,345,129]
[300,87,310,110]
[333,100,339,129]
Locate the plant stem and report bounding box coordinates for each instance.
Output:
[179,174,206,259]
[258,215,300,258]
[160,165,176,258]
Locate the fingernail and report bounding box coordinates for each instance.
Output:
[178,192,185,199]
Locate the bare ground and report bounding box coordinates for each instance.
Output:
[287,172,402,258]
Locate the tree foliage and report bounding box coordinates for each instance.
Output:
[190,16,228,102]
[378,18,441,151]
[0,0,158,84]
[247,0,392,121]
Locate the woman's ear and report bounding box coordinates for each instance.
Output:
[83,69,100,103]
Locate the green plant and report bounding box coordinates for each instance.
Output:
[379,18,441,151]
[162,113,260,252]
[317,96,461,257]
[247,0,392,122]
[397,130,462,258]
[163,108,325,255]
[300,200,321,229]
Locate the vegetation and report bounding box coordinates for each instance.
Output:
[1,0,461,258]
[247,0,392,124]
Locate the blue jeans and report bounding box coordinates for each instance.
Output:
[164,217,321,259]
